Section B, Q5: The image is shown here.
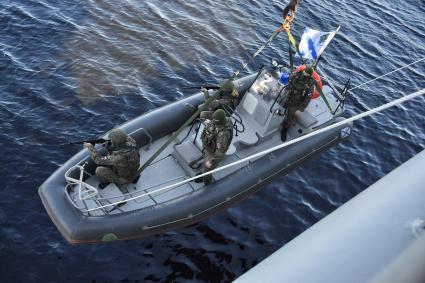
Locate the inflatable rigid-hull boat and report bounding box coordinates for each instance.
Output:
[39,67,353,244]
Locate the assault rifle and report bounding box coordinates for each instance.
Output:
[182,85,220,90]
[67,138,110,146]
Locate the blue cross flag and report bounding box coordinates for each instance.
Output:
[298,27,339,60]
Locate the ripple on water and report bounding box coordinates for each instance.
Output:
[0,0,425,282]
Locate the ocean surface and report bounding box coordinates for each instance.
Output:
[1,0,425,282]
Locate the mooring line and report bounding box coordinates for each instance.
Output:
[84,88,425,212]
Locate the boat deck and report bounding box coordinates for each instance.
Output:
[66,71,343,217]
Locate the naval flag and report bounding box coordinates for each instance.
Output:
[298,27,339,60]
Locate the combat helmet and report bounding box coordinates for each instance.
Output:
[212,109,226,126]
[108,128,128,146]
[304,65,314,76]
[218,80,239,97]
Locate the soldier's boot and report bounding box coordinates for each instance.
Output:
[280,127,288,142]
[189,158,203,170]
[132,175,140,184]
[203,174,212,185]
[98,182,110,190]
[193,172,204,183]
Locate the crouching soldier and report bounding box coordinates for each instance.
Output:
[200,80,239,119]
[196,109,233,185]
[84,128,140,189]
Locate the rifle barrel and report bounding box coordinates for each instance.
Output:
[183,85,219,90]
[68,138,110,145]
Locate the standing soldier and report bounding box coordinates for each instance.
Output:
[200,80,239,119]
[83,128,140,189]
[196,109,233,185]
[278,65,317,141]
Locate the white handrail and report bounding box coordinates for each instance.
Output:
[65,165,98,200]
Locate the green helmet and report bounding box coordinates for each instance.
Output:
[218,80,235,95]
[213,109,226,126]
[108,128,128,145]
[304,65,314,76]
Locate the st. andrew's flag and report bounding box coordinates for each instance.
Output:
[298,27,339,60]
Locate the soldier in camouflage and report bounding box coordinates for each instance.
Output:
[83,128,140,189]
[278,65,316,141]
[196,109,233,185]
[200,80,239,119]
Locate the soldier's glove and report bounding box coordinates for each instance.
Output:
[201,88,209,99]
[83,142,94,149]
[202,119,212,126]
[205,160,212,169]
[273,109,285,116]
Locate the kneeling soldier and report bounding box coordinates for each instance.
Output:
[84,128,140,189]
[196,109,233,185]
[200,80,239,119]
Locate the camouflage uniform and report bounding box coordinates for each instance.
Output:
[279,69,316,130]
[200,81,239,119]
[200,114,233,184]
[88,129,140,185]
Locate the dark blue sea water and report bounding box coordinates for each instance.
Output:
[1,0,425,282]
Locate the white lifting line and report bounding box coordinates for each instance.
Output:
[85,88,425,212]
[350,57,425,91]
[317,57,425,93]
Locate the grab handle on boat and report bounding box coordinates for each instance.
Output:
[131,128,153,150]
